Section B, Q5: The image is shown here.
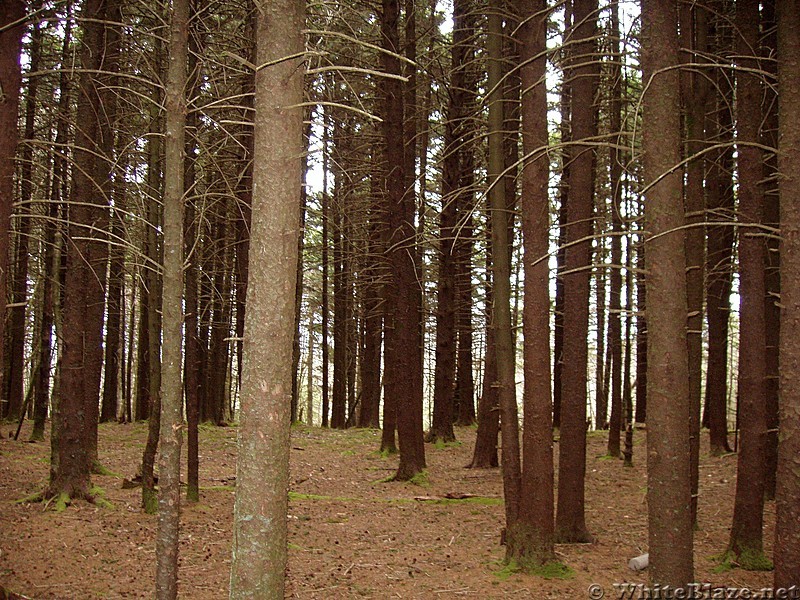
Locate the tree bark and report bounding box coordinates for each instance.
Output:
[229,0,304,595]
[774,0,800,587]
[156,0,189,594]
[381,0,426,480]
[555,0,597,544]
[47,0,109,501]
[506,0,555,569]
[642,0,694,587]
[0,0,24,426]
[727,0,769,569]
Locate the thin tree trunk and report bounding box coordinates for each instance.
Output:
[156,0,189,594]
[487,3,520,530]
[704,1,734,454]
[5,6,40,423]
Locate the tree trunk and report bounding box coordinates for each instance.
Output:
[156,0,189,594]
[429,0,473,443]
[642,0,694,587]
[229,0,304,595]
[487,3,520,530]
[704,2,734,454]
[553,0,572,432]
[0,0,24,426]
[774,0,800,586]
[5,6,40,423]
[506,0,555,569]
[727,0,769,569]
[381,0,426,480]
[47,0,109,501]
[555,0,598,544]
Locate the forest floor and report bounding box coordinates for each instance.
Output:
[0,421,776,599]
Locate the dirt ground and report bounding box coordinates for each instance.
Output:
[0,421,776,599]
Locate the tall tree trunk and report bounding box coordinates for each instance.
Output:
[704,1,734,454]
[0,1,24,426]
[761,0,779,502]
[100,0,124,424]
[429,0,472,443]
[555,0,598,544]
[642,0,693,587]
[553,0,572,431]
[774,0,800,586]
[606,0,623,456]
[229,0,304,595]
[680,1,708,526]
[505,0,555,569]
[47,0,109,501]
[156,0,189,594]
[727,0,769,568]
[321,118,331,428]
[487,2,521,531]
[5,7,40,423]
[381,0,426,480]
[33,9,74,441]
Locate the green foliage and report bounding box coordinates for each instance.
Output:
[433,439,462,450]
[714,549,773,573]
[91,462,121,478]
[493,558,573,580]
[142,486,158,515]
[528,561,573,579]
[89,486,113,509]
[409,470,429,487]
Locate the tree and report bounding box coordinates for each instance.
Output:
[155,0,189,595]
[381,0,426,480]
[505,0,556,569]
[229,0,305,595]
[774,0,800,587]
[641,0,693,587]
[47,0,109,502]
[429,0,473,444]
[0,0,26,423]
[555,0,598,544]
[726,0,770,570]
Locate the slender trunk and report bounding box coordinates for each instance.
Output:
[487,3,520,529]
[156,0,189,594]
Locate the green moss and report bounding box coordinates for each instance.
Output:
[186,485,200,503]
[53,492,70,512]
[492,560,518,581]
[409,470,429,487]
[16,490,44,504]
[715,549,773,573]
[529,561,573,579]
[89,486,114,509]
[91,462,122,478]
[597,453,621,461]
[735,548,773,571]
[142,487,158,515]
[433,439,462,450]
[202,485,235,493]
